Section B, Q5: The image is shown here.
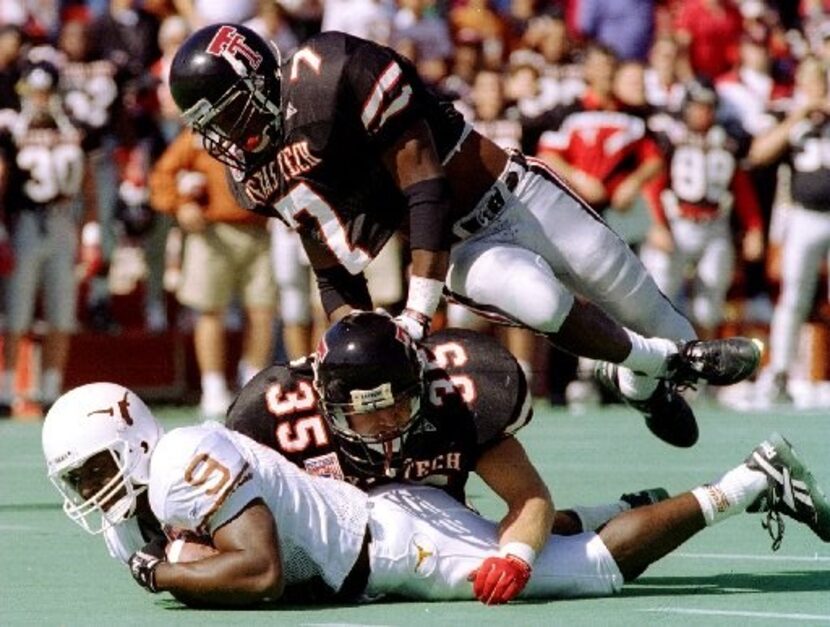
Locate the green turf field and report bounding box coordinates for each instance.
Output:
[2,402,828,626]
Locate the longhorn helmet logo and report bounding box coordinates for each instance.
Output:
[206,25,263,70]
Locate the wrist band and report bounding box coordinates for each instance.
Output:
[405,276,444,318]
[499,541,537,566]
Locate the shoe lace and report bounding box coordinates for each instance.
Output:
[759,487,786,552]
[664,350,701,391]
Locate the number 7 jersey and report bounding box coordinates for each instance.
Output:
[228,31,466,274]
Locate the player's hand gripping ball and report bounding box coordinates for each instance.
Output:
[128,535,167,593]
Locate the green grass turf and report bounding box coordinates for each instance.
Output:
[1,402,828,626]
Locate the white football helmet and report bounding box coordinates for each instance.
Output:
[41,383,163,535]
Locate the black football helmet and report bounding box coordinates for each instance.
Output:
[169,23,283,173]
[313,311,426,478]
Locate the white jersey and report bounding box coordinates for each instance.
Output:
[148,422,369,593]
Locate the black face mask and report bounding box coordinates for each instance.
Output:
[187,72,282,173]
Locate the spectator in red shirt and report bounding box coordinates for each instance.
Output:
[674,0,743,80]
[535,43,664,247]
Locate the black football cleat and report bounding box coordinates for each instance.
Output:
[745,432,830,550]
[667,337,763,387]
[595,362,699,448]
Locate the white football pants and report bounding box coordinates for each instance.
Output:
[446,156,695,342]
[364,485,623,601]
[641,216,734,331]
[769,204,830,373]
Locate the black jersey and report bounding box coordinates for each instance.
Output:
[789,112,830,212]
[0,109,85,212]
[60,59,119,149]
[226,328,531,502]
[651,115,746,213]
[229,31,467,274]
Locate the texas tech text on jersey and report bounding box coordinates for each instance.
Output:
[228,31,467,274]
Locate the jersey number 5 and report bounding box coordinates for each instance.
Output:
[427,341,476,405]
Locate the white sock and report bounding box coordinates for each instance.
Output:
[0,370,14,402]
[569,502,628,532]
[691,464,768,526]
[617,368,659,401]
[620,330,677,377]
[201,371,229,398]
[41,369,62,402]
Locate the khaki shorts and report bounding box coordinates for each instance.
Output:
[177,222,276,312]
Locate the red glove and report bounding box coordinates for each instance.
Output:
[468,554,532,605]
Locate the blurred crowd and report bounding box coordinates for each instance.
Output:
[1,0,830,415]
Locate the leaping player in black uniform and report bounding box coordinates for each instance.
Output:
[169,24,762,447]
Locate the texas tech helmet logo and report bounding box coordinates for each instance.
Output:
[206,25,263,70]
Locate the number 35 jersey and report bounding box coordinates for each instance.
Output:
[227,328,533,503]
[229,31,466,274]
[148,422,369,593]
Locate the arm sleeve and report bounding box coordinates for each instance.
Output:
[314,264,372,316]
[405,176,453,252]
[637,134,664,165]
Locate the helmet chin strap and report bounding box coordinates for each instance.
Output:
[382,440,396,478]
[367,438,401,478]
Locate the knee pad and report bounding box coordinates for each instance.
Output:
[449,245,572,333]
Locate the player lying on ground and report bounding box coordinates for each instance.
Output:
[42,374,663,600]
[228,311,666,544]
[168,23,762,447]
[43,383,830,607]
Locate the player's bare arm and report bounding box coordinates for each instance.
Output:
[748,103,817,166]
[470,436,554,604]
[153,499,284,607]
[474,436,554,553]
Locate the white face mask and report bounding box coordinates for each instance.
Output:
[51,442,145,535]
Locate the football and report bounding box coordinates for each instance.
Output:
[165,537,219,563]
